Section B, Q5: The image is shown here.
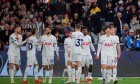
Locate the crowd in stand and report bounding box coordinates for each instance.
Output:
[0,0,140,50]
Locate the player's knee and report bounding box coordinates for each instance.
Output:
[101,65,106,69]
[49,65,53,70]
[107,66,112,69]
[43,66,47,70]
[113,65,117,69]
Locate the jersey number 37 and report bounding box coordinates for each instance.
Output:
[76,39,83,47]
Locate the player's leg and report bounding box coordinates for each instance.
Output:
[23,65,31,83]
[113,60,118,84]
[49,65,53,83]
[42,56,48,83]
[101,55,107,84]
[48,56,54,83]
[76,61,82,83]
[62,56,68,79]
[71,63,76,82]
[106,56,114,84]
[67,60,72,82]
[81,55,86,83]
[14,64,20,76]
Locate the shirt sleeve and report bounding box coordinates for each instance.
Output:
[89,36,95,52]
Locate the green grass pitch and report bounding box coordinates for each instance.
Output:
[0,77,139,84]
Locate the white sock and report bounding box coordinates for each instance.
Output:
[101,68,106,80]
[113,69,117,81]
[88,72,92,78]
[77,67,82,82]
[62,68,67,78]
[49,70,53,81]
[34,66,39,80]
[76,70,78,79]
[71,68,75,81]
[81,74,84,80]
[23,67,30,81]
[9,69,14,81]
[67,66,71,81]
[107,69,111,83]
[14,70,18,76]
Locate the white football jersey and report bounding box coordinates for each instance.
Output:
[97,35,116,56]
[8,33,26,55]
[83,35,95,54]
[70,31,84,54]
[26,36,40,56]
[112,35,119,57]
[41,35,58,57]
[64,37,72,56]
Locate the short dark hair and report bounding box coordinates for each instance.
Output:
[31,28,37,35]
[45,27,52,30]
[105,26,111,30]
[75,24,81,29]
[82,26,88,31]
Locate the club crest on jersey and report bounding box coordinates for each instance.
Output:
[104,43,113,47]
[45,43,52,45]
[83,42,89,45]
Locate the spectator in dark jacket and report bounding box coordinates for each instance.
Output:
[55,0,66,15]
[54,31,62,44]
[70,0,82,18]
[84,16,94,32]
[53,22,64,34]
[64,22,74,32]
[62,31,69,44]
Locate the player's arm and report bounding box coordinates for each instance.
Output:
[116,37,121,59]
[89,37,96,56]
[96,37,103,60]
[64,39,68,52]
[54,37,59,61]
[36,39,42,51]
[11,37,28,47]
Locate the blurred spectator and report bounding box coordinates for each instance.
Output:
[82,1,90,17]
[130,15,139,30]
[120,30,129,43]
[0,41,5,51]
[55,0,66,15]
[0,19,6,31]
[9,24,14,35]
[64,22,74,32]
[62,31,69,43]
[129,29,135,42]
[52,15,60,27]
[37,16,45,31]
[135,30,140,40]
[104,2,115,22]
[114,12,123,36]
[54,31,62,44]
[69,18,75,28]
[73,13,81,27]
[2,30,9,45]
[70,0,82,17]
[125,30,134,51]
[87,3,101,33]
[9,17,16,27]
[16,0,21,9]
[21,19,31,33]
[97,28,105,42]
[22,30,30,41]
[84,16,93,32]
[31,17,39,31]
[121,23,130,36]
[62,13,69,28]
[53,22,64,34]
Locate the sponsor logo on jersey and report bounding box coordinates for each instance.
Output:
[44,43,52,45]
[104,43,113,47]
[83,42,89,45]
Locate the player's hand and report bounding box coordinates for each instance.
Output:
[56,56,59,61]
[68,51,70,57]
[16,36,19,40]
[117,54,121,59]
[115,57,117,61]
[26,38,29,42]
[95,56,99,60]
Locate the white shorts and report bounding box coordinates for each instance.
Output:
[72,53,82,62]
[8,54,21,65]
[65,56,72,66]
[82,54,93,67]
[101,54,114,66]
[112,57,118,66]
[27,56,38,66]
[42,56,54,65]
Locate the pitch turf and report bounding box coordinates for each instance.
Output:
[0,77,139,84]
